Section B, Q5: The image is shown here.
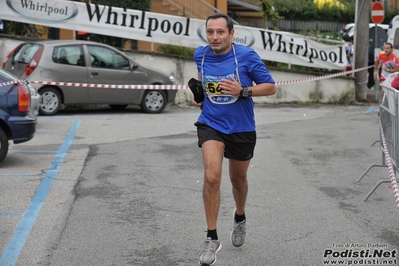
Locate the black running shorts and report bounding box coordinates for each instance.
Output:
[195,122,256,161]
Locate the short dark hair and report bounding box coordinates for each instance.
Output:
[342,35,351,42]
[385,42,393,48]
[206,13,234,33]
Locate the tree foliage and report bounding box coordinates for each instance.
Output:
[259,0,356,23]
[257,0,281,29]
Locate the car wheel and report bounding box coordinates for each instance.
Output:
[0,127,9,164]
[39,87,62,116]
[140,90,167,114]
[109,104,128,110]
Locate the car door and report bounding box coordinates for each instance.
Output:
[50,45,89,103]
[85,44,144,103]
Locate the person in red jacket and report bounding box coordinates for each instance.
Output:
[391,74,399,89]
[374,43,399,82]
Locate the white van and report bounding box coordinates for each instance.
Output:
[387,15,399,57]
[349,23,388,49]
[343,23,355,33]
[348,23,389,36]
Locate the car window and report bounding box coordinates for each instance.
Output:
[52,45,85,66]
[87,45,130,70]
[13,43,42,63]
[394,28,399,50]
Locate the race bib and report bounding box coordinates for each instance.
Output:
[203,73,238,104]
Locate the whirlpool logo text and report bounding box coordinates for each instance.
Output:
[6,0,78,23]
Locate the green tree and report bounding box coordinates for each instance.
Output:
[257,0,281,29]
[262,0,356,22]
[269,0,308,13]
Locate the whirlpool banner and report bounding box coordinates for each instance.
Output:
[1,0,347,70]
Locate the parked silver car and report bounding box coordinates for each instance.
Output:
[3,40,177,115]
[27,84,41,118]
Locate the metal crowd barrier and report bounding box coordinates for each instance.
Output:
[357,79,399,202]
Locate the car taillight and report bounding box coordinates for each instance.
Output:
[18,84,30,113]
[25,46,44,76]
[2,45,20,69]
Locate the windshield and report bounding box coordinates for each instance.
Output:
[13,43,42,63]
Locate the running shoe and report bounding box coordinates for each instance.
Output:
[199,237,221,266]
[230,208,246,247]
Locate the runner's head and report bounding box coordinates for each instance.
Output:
[205,13,235,55]
[384,43,394,56]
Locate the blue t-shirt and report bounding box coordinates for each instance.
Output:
[194,43,275,134]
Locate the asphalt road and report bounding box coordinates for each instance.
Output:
[0,104,398,266]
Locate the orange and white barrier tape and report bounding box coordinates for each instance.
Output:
[379,119,399,211]
[29,81,189,90]
[0,80,20,87]
[0,65,373,89]
[275,65,372,85]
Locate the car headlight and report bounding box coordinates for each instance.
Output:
[169,75,176,84]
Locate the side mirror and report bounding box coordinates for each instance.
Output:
[131,64,139,71]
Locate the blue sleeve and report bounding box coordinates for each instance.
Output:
[246,49,275,85]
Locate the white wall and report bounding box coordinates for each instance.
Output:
[0,37,357,104]
[127,51,357,104]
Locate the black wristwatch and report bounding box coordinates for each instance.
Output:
[240,87,252,98]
